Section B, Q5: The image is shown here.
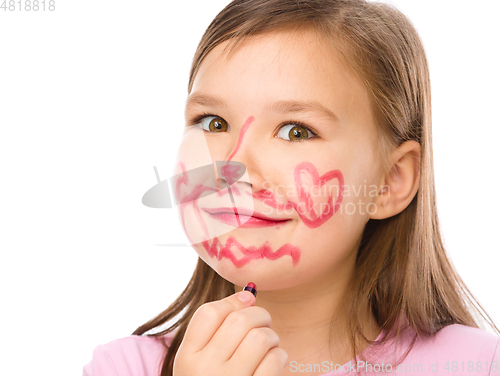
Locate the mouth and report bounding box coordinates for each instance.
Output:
[203,207,291,228]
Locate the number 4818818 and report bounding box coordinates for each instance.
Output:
[1,0,55,11]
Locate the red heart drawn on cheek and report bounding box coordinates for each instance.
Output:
[291,161,344,228]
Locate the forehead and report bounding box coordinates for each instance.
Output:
[190,29,373,128]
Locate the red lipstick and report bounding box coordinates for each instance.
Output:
[243,282,257,297]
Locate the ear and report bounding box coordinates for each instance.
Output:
[369,140,421,220]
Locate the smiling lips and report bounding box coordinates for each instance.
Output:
[203,207,290,228]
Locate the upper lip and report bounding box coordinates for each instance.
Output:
[203,207,290,222]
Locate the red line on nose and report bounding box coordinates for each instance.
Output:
[223,116,254,226]
[227,116,255,162]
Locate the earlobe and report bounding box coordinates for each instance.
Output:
[369,141,421,220]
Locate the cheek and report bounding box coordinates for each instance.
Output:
[338,158,382,219]
[279,158,377,249]
[330,138,382,218]
[288,161,345,228]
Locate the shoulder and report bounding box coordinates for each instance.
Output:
[82,332,176,376]
[427,324,499,357]
[431,324,499,349]
[402,324,500,375]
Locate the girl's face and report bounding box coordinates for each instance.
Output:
[174,30,384,291]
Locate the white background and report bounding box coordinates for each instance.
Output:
[0,0,499,375]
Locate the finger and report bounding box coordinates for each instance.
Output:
[253,347,289,376]
[227,327,280,371]
[203,306,273,361]
[181,290,256,353]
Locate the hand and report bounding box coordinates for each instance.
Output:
[173,290,288,376]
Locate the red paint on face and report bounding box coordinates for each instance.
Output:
[215,116,255,188]
[291,161,344,228]
[174,117,304,267]
[220,163,242,186]
[251,190,295,211]
[176,117,258,239]
[252,162,344,229]
[216,186,242,197]
[174,161,216,244]
[221,116,255,228]
[227,116,255,162]
[202,236,301,268]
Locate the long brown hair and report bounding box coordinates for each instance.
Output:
[133,1,499,375]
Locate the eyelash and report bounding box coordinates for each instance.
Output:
[190,112,217,126]
[189,113,319,142]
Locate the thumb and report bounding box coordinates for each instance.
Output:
[180,285,256,353]
[225,282,257,308]
[235,289,255,305]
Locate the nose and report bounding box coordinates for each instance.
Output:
[216,115,267,191]
[217,160,250,187]
[226,116,255,163]
[212,116,254,189]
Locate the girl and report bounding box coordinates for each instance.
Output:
[83,0,500,375]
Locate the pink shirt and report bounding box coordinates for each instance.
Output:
[83,324,500,375]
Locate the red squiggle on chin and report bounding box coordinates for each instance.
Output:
[202,236,301,268]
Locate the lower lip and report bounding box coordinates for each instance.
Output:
[207,212,289,228]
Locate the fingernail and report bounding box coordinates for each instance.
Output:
[237,291,252,303]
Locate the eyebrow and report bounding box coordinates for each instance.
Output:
[186,93,228,110]
[185,93,339,123]
[268,99,339,123]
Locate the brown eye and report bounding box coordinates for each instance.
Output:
[277,124,314,141]
[288,126,308,140]
[198,116,229,133]
[209,117,228,132]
